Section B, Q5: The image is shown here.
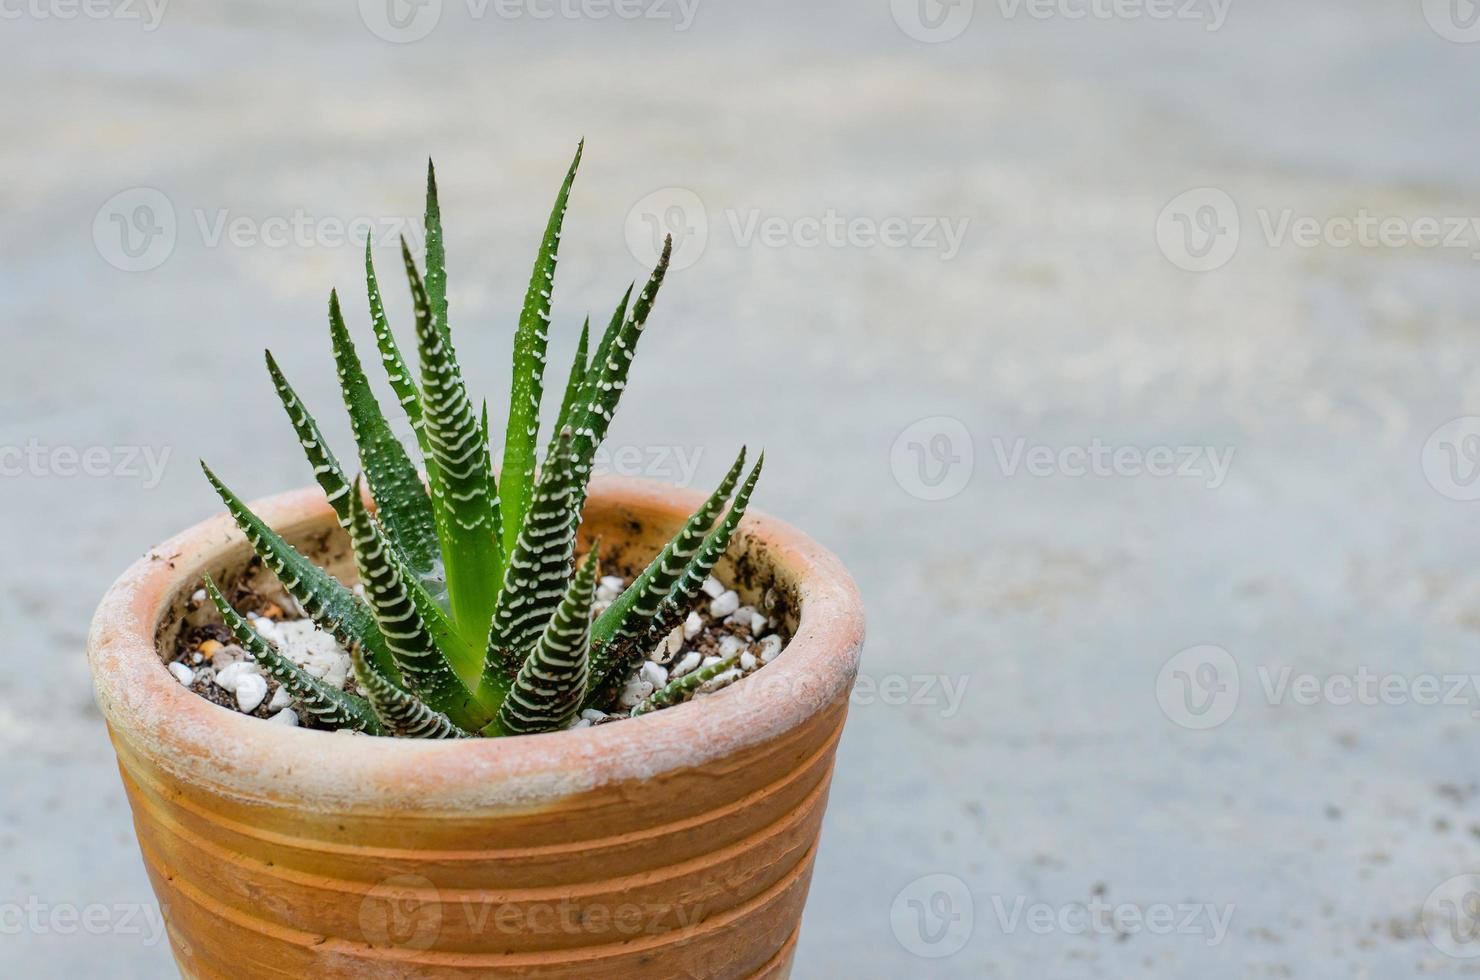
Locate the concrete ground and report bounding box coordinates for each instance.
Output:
[5,0,1480,975]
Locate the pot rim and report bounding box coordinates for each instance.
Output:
[87,475,864,811]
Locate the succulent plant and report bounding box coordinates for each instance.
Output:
[201,145,763,737]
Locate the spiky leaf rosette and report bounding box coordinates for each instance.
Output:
[203,577,381,734]
[198,150,765,738]
[493,546,600,735]
[351,647,469,739]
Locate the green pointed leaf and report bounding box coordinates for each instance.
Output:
[351,647,470,738]
[546,316,590,459]
[494,545,598,735]
[402,237,501,642]
[328,290,439,575]
[365,239,426,453]
[590,447,746,660]
[480,429,581,702]
[568,239,671,507]
[203,577,380,734]
[630,652,740,718]
[201,462,396,680]
[585,454,763,709]
[346,480,486,731]
[424,160,450,343]
[500,141,583,558]
[264,350,352,528]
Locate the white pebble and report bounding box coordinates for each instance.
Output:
[699,668,742,694]
[665,626,684,655]
[213,661,259,692]
[709,590,740,618]
[191,652,204,665]
[749,612,770,636]
[701,576,726,599]
[683,611,703,640]
[670,651,701,678]
[569,718,592,730]
[725,605,757,628]
[269,685,292,711]
[190,588,206,603]
[740,652,758,671]
[580,708,609,722]
[599,575,626,596]
[700,654,722,668]
[718,635,746,658]
[267,708,298,726]
[235,673,268,713]
[618,676,655,709]
[639,661,669,689]
[758,634,784,663]
[168,662,195,686]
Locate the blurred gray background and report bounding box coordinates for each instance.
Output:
[6,0,1480,975]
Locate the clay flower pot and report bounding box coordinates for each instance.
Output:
[87,475,864,979]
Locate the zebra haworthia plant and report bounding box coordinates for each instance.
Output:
[201,145,763,738]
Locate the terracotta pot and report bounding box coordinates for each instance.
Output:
[88,475,864,979]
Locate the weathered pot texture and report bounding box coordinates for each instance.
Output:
[87,475,864,979]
